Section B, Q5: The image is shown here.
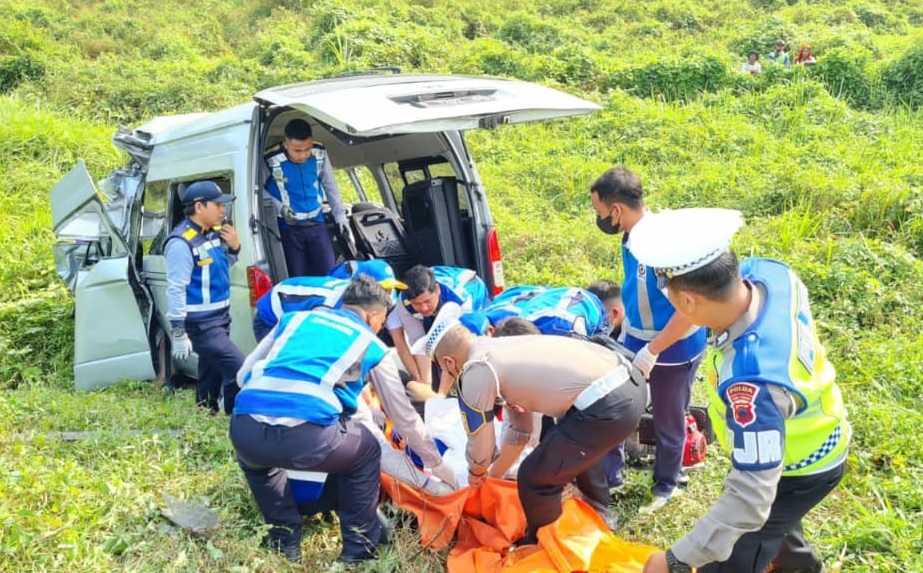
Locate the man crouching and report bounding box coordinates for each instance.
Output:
[413,302,648,548]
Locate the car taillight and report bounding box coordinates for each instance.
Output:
[247,266,273,307]
[486,227,505,296]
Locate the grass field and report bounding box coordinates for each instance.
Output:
[1,0,922,571]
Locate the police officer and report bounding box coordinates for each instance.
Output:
[590,166,707,512]
[629,208,850,573]
[165,180,244,414]
[231,276,456,564]
[386,265,488,392]
[251,259,406,341]
[414,303,647,548]
[264,119,351,277]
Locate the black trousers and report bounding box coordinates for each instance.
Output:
[517,377,647,536]
[699,462,846,573]
[186,316,244,414]
[279,222,336,277]
[229,414,382,561]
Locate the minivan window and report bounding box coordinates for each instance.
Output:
[141,180,169,254]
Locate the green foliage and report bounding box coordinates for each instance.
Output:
[807,46,876,109]
[880,40,923,108]
[606,55,731,102]
[1,0,923,570]
[0,53,45,93]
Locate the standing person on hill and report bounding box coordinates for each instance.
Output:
[795,45,816,65]
[631,208,850,573]
[741,51,762,75]
[768,40,791,68]
[590,166,707,513]
[263,118,352,277]
[165,180,245,414]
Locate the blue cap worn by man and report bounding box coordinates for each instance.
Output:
[165,180,244,414]
[628,208,850,573]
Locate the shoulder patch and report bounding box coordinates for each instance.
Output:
[726,382,759,428]
[182,228,198,240]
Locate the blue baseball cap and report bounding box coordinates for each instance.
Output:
[182,181,235,204]
[355,259,407,290]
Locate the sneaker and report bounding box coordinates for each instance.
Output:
[677,473,690,487]
[638,489,681,515]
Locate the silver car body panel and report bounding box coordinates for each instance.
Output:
[51,162,155,390]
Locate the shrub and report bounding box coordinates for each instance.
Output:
[880,41,923,109]
[0,53,45,93]
[807,46,875,109]
[497,14,563,53]
[606,55,731,102]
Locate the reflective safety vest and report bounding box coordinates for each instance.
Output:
[622,234,705,362]
[167,219,231,323]
[482,285,545,326]
[264,143,329,224]
[706,258,850,476]
[519,287,606,336]
[236,307,389,425]
[255,276,348,329]
[400,266,489,330]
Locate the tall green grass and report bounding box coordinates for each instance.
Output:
[1,0,922,570]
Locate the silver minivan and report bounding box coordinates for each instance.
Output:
[50,73,599,390]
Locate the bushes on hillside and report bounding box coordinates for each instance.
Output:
[881,41,923,109]
[604,56,730,102]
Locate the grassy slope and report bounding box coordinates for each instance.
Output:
[1,0,922,571]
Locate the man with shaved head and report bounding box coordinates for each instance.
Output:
[411,303,648,548]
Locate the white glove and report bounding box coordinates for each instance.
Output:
[280,205,298,225]
[430,461,458,490]
[632,344,659,380]
[171,333,193,361]
[337,222,354,245]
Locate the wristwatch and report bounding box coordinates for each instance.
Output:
[665,549,691,573]
[170,326,185,338]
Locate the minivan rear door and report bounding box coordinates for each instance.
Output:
[254,75,600,136]
[51,162,155,390]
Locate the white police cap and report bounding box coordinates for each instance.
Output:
[627,208,744,278]
[410,302,464,358]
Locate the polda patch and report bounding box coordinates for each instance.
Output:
[726,382,760,428]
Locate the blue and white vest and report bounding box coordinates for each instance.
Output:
[622,236,706,363]
[166,219,231,324]
[264,143,329,225]
[520,287,606,336]
[235,308,388,426]
[255,276,349,329]
[400,266,489,331]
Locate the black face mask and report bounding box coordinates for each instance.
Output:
[596,212,621,235]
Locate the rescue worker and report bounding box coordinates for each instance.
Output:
[230,276,457,565]
[386,265,489,393]
[413,303,648,548]
[264,119,351,277]
[251,259,407,341]
[479,285,607,337]
[586,279,625,341]
[165,180,244,414]
[590,166,707,512]
[629,208,850,573]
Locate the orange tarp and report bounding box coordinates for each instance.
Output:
[381,475,659,573]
